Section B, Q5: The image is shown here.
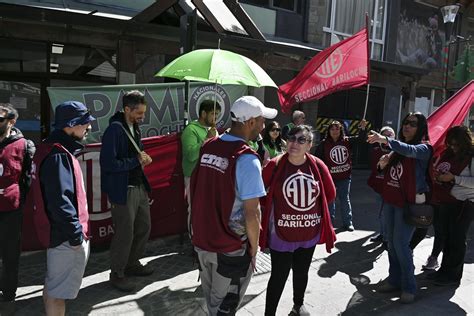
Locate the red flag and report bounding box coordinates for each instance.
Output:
[427,80,474,157]
[278,28,369,113]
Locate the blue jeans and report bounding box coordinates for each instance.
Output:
[383,202,416,294]
[329,178,353,227]
[375,194,386,240]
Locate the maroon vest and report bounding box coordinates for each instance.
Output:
[367,145,389,194]
[29,143,89,248]
[190,137,257,253]
[432,151,470,204]
[0,138,26,212]
[382,157,417,208]
[272,161,322,242]
[323,139,352,180]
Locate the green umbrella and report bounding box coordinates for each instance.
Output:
[155,49,277,88]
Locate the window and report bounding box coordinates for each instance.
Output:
[242,0,297,12]
[272,0,296,11]
[323,0,387,60]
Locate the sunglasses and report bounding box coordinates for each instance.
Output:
[270,128,281,132]
[0,117,9,123]
[403,120,418,128]
[288,135,311,144]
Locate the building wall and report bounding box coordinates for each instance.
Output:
[306,0,328,46]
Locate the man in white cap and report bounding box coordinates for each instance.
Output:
[190,96,277,315]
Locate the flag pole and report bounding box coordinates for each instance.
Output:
[362,12,371,121]
[212,39,222,128]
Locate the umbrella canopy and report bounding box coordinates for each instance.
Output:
[156,49,277,88]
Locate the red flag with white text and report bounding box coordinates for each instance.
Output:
[278,28,369,113]
[427,80,474,157]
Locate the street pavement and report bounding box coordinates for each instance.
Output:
[1,170,473,315]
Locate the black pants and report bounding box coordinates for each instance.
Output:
[410,206,444,257]
[438,202,472,281]
[265,246,315,316]
[0,209,23,301]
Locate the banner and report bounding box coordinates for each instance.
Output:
[278,28,369,113]
[427,80,474,157]
[22,134,187,250]
[48,82,248,143]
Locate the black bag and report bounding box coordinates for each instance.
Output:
[403,203,434,228]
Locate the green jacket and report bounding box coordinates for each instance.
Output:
[263,142,283,158]
[181,120,209,177]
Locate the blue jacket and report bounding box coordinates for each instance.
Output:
[40,129,84,247]
[100,112,150,205]
[387,139,432,193]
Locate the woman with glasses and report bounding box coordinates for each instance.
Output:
[262,121,286,159]
[429,125,473,286]
[315,120,367,231]
[367,126,395,246]
[260,125,336,316]
[367,112,432,304]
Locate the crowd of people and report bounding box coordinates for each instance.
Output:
[0,93,472,315]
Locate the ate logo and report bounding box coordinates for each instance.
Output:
[330,145,349,165]
[437,162,451,174]
[283,172,320,212]
[316,48,343,78]
[390,163,403,181]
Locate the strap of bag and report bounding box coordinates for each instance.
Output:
[112,121,141,154]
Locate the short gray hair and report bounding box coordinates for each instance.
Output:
[292,110,305,122]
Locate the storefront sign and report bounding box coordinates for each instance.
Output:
[48,82,247,143]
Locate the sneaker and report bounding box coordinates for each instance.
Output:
[422,256,439,271]
[110,272,136,292]
[288,304,310,316]
[344,225,355,232]
[400,292,415,304]
[124,264,154,277]
[370,234,384,243]
[376,281,400,293]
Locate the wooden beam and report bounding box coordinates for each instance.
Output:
[191,0,225,33]
[223,0,265,40]
[132,0,178,23]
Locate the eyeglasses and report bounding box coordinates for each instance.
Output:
[270,128,281,132]
[403,120,418,128]
[0,117,9,123]
[288,135,311,144]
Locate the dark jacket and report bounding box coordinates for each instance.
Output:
[0,127,35,208]
[40,129,84,247]
[100,112,150,205]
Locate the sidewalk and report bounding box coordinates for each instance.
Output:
[2,170,473,315]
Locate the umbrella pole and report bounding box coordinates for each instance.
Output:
[213,80,218,127]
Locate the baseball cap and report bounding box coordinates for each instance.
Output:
[54,101,96,130]
[230,96,277,123]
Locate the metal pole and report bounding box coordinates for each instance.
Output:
[363,84,370,120]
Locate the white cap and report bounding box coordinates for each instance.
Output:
[230,96,278,122]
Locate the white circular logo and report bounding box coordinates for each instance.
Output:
[283,172,320,212]
[329,145,349,165]
[390,163,403,180]
[316,48,343,78]
[189,85,231,128]
[437,162,451,173]
[0,163,3,176]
